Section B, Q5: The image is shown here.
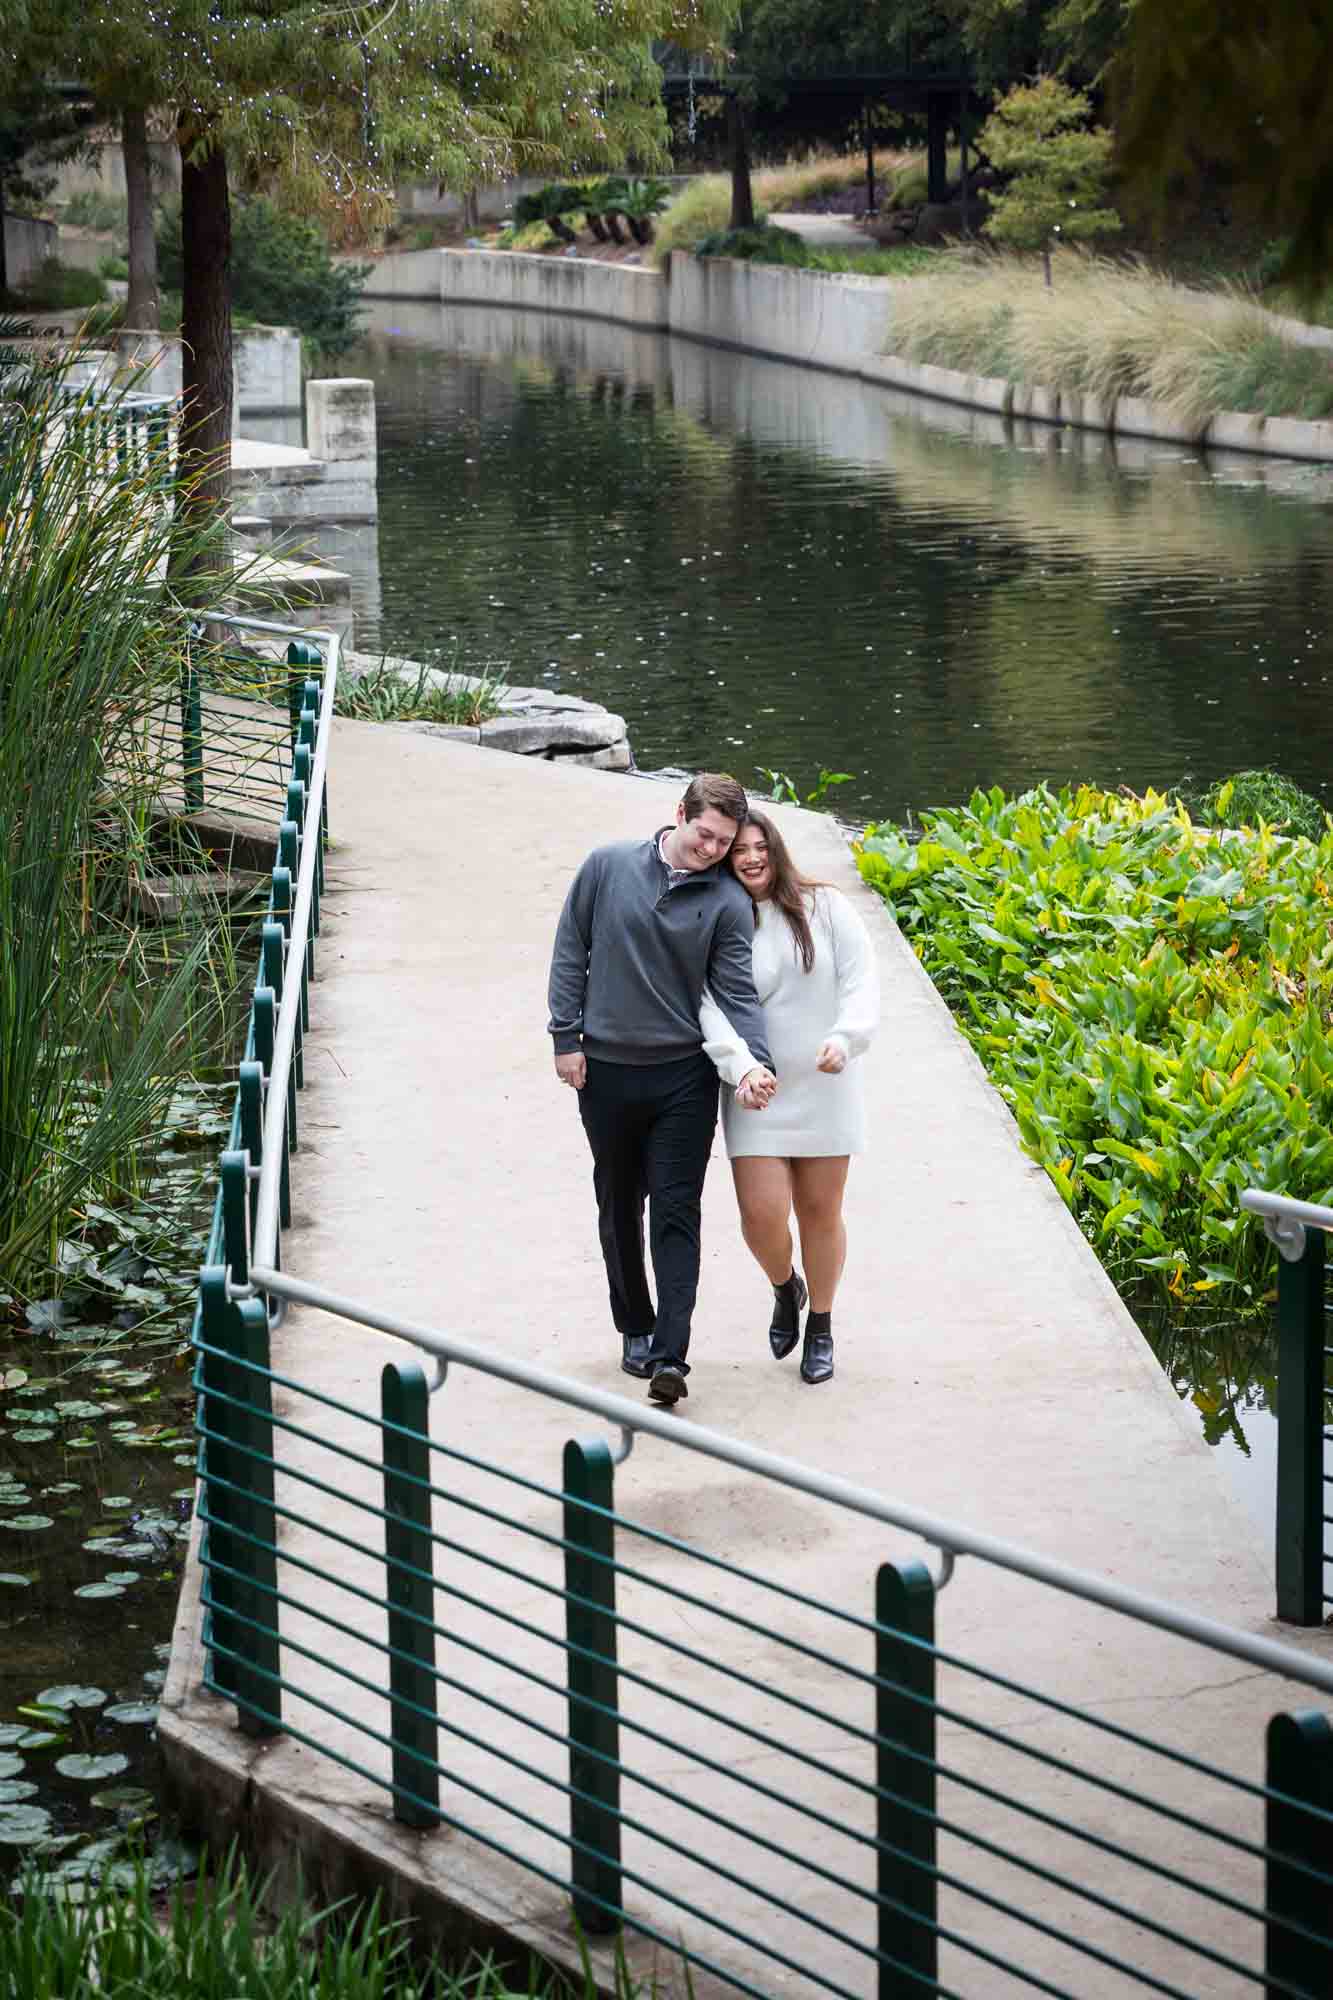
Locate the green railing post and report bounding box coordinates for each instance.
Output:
[302,677,329,873]
[563,1437,622,1935]
[1276,1229,1325,1624]
[1265,1709,1333,1997]
[181,621,204,811]
[252,986,290,1230]
[271,865,306,1083]
[220,1149,250,1290]
[876,1559,937,1995]
[381,1361,441,1828]
[233,1294,282,1738]
[238,1059,264,1236]
[287,640,320,746]
[261,921,298,1152]
[199,1267,240,1699]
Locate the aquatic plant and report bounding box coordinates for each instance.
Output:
[0,1846,664,1994]
[334,655,507,728]
[857,781,1333,1312]
[0,354,227,1290]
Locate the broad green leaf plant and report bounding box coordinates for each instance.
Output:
[857,783,1333,1315]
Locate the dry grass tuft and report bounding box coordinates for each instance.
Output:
[888,250,1333,424]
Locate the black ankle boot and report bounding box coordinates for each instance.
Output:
[769,1271,807,1360]
[801,1310,833,1384]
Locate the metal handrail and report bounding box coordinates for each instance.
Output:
[1241,1187,1333,1260]
[243,1260,1333,1700]
[215,613,340,1276]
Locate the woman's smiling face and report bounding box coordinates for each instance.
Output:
[730,822,774,901]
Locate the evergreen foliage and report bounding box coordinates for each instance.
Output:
[980,77,1119,282]
[156,198,368,359]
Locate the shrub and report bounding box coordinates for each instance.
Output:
[694,222,802,264]
[857,782,1333,1315]
[10,257,105,310]
[157,197,368,359]
[97,252,130,280]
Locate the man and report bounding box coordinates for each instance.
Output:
[548,773,776,1405]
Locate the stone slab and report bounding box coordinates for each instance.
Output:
[477,709,627,754]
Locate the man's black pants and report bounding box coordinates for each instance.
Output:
[578,1053,719,1374]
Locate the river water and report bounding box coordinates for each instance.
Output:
[303,296,1331,1535]
[327,298,1333,832]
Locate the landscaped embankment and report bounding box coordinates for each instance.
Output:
[361,246,1333,463]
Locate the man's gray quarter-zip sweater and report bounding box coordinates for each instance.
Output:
[547,830,774,1072]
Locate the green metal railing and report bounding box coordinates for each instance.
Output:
[1240,1191,1333,1627]
[187,671,1333,1994]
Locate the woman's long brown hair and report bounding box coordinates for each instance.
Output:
[736,808,825,972]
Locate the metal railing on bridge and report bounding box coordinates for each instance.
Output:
[1240,1190,1333,1629]
[188,647,1333,1997]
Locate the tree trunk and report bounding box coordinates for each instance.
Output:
[728,94,755,231]
[1042,241,1052,287]
[122,104,159,332]
[171,115,232,596]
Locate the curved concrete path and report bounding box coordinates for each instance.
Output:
[162,723,1331,1999]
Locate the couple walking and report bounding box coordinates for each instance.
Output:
[547,772,879,1406]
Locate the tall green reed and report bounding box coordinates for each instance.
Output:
[0,351,230,1290]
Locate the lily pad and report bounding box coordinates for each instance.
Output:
[102,1703,156,1726]
[10,1429,55,1444]
[1,1369,28,1391]
[141,1670,167,1690]
[0,1804,53,1844]
[100,1497,133,1510]
[0,1754,24,1779]
[2,1516,53,1532]
[17,1731,64,1749]
[36,1686,106,1711]
[0,1727,28,1746]
[42,1484,80,1496]
[73,1583,126,1600]
[90,1785,153,1811]
[54,1401,105,1421]
[0,1781,37,1804]
[25,1299,65,1332]
[55,1754,127,1782]
[102,1573,140,1587]
[0,1575,32,1590]
[114,1544,156,1561]
[11,1409,55,1424]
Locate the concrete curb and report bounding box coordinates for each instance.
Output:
[361,249,1333,466]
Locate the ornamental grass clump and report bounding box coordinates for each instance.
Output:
[887,251,1333,423]
[856,783,1333,1314]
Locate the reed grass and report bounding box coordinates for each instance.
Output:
[2,1849,658,1997]
[0,350,231,1287]
[888,249,1333,425]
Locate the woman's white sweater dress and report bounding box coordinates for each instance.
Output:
[699,886,880,1158]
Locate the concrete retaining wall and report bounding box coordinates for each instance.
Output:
[381,248,1333,466]
[114,326,302,413]
[2,210,58,287]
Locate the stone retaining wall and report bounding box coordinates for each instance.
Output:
[360,248,1333,466]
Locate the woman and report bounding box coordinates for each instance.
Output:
[699,810,879,1385]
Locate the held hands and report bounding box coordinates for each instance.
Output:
[555,1051,587,1090]
[815,1039,847,1074]
[736,1065,777,1111]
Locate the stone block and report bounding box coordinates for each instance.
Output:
[1112,394,1206,447]
[563,740,633,771]
[307,378,378,468]
[477,710,627,755]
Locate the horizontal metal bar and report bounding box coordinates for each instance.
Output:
[1241,1189,1333,1233]
[244,1264,1333,1700]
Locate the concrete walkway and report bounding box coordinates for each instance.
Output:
[776,214,872,252]
[161,724,1331,1998]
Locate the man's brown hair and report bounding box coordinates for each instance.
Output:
[681,772,748,826]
